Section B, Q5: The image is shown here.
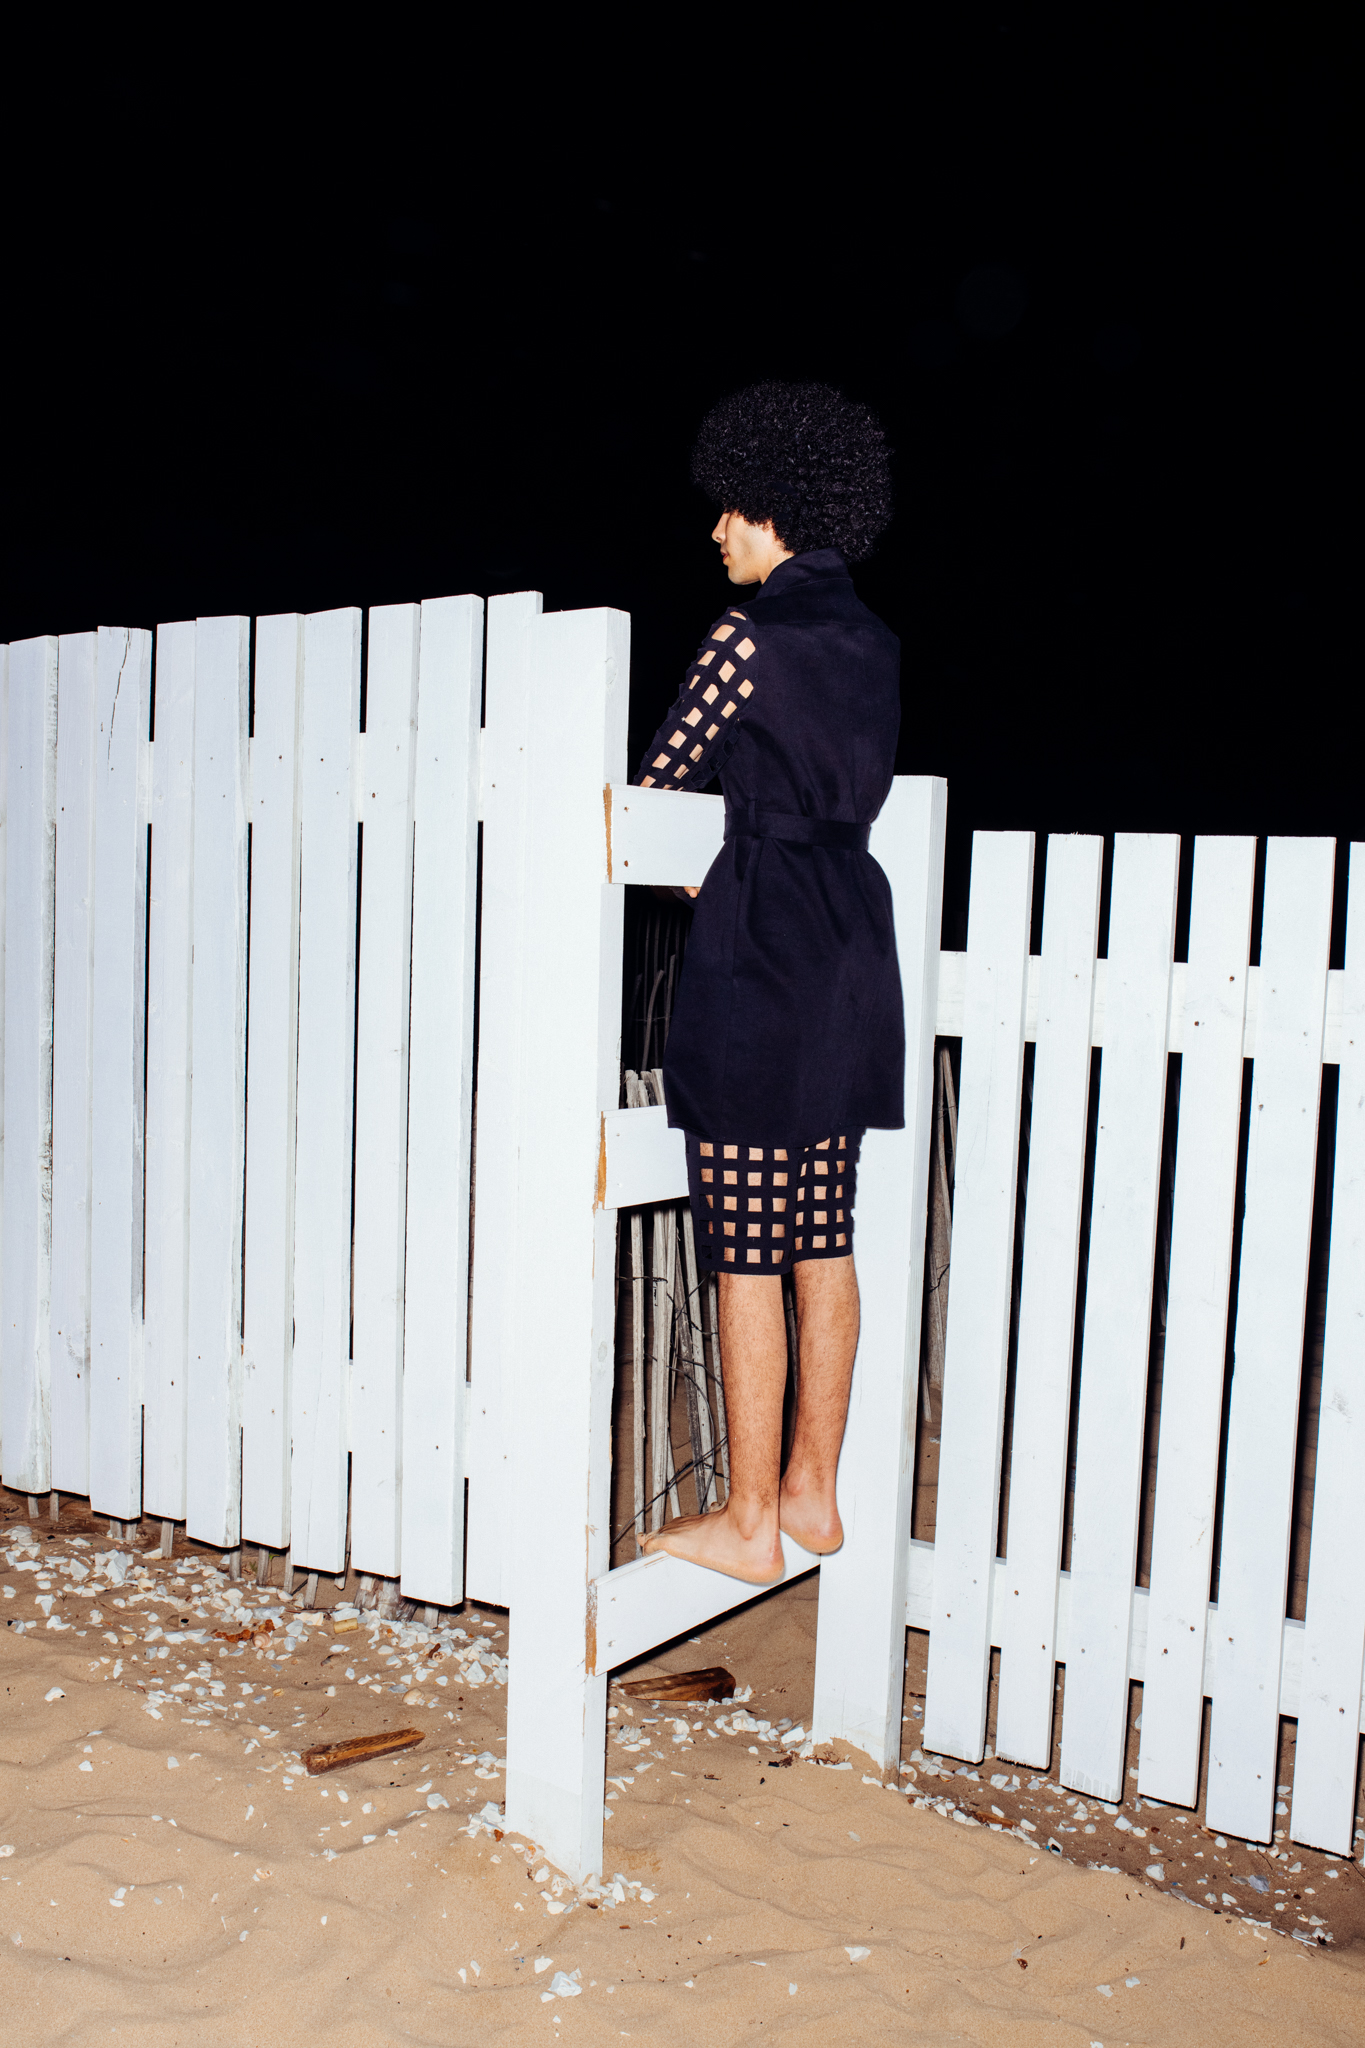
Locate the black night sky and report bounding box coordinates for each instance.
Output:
[3,15,1353,943]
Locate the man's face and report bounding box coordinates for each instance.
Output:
[712,510,792,586]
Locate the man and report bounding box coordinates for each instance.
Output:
[633,380,902,1585]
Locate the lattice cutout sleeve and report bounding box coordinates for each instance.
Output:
[630,611,761,790]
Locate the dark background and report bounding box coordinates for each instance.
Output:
[2,13,1353,946]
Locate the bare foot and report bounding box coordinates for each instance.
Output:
[779,1485,843,1556]
[639,1508,784,1585]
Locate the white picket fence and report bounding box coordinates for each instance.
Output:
[2,596,1362,1886]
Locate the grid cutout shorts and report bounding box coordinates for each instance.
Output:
[685,1131,863,1275]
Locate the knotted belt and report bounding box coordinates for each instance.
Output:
[724,801,872,852]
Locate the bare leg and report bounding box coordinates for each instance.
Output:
[780,1254,860,1553]
[639,1271,787,1584]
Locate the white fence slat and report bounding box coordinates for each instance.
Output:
[1138,837,1257,1804]
[1060,833,1178,1799]
[50,634,99,1493]
[1293,844,1365,1854]
[503,604,628,1884]
[601,1105,688,1209]
[994,835,1103,1767]
[184,617,250,1547]
[0,648,5,1339]
[289,608,361,1570]
[241,614,303,1550]
[1322,968,1344,1063]
[592,1536,819,1673]
[88,627,152,1517]
[142,622,196,1518]
[605,781,724,886]
[465,591,542,1606]
[1,636,58,1492]
[0,647,6,1441]
[350,603,419,1576]
[400,595,483,1605]
[923,830,1034,1763]
[1207,837,1336,1842]
[813,777,948,1770]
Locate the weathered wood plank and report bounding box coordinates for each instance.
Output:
[1207,837,1335,1842]
[502,605,628,1884]
[399,595,482,1607]
[605,782,723,886]
[591,1535,820,1674]
[601,1104,687,1210]
[1138,837,1256,1806]
[88,628,152,1517]
[465,591,542,1607]
[1,636,59,1493]
[289,609,361,1571]
[241,614,303,1551]
[812,777,948,1771]
[923,830,1034,1764]
[351,603,419,1577]
[142,622,195,1519]
[1061,834,1179,1801]
[184,617,250,1548]
[50,633,99,1494]
[1292,843,1365,1854]
[994,834,1103,1768]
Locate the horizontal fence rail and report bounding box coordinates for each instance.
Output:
[2,602,1363,1886]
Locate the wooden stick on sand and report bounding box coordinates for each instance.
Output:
[303,1728,426,1775]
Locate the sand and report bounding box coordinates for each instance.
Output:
[3,1498,1363,2045]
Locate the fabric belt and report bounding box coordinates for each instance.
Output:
[725,803,872,852]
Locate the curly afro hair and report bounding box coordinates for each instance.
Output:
[690,380,893,562]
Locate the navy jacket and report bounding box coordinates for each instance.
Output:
[632,548,904,1146]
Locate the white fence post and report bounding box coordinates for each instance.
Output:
[184,616,250,1548]
[1,636,59,1494]
[50,633,99,1496]
[1138,837,1256,1805]
[88,627,152,1519]
[399,594,483,1607]
[811,776,945,1771]
[1207,837,1335,1842]
[1293,842,1365,1855]
[993,834,1102,1768]
[0,645,6,1470]
[502,604,628,1882]
[1061,833,1179,1801]
[923,831,1033,1764]
[289,608,361,1571]
[466,591,543,1607]
[241,613,303,1551]
[143,622,196,1520]
[351,602,420,1578]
